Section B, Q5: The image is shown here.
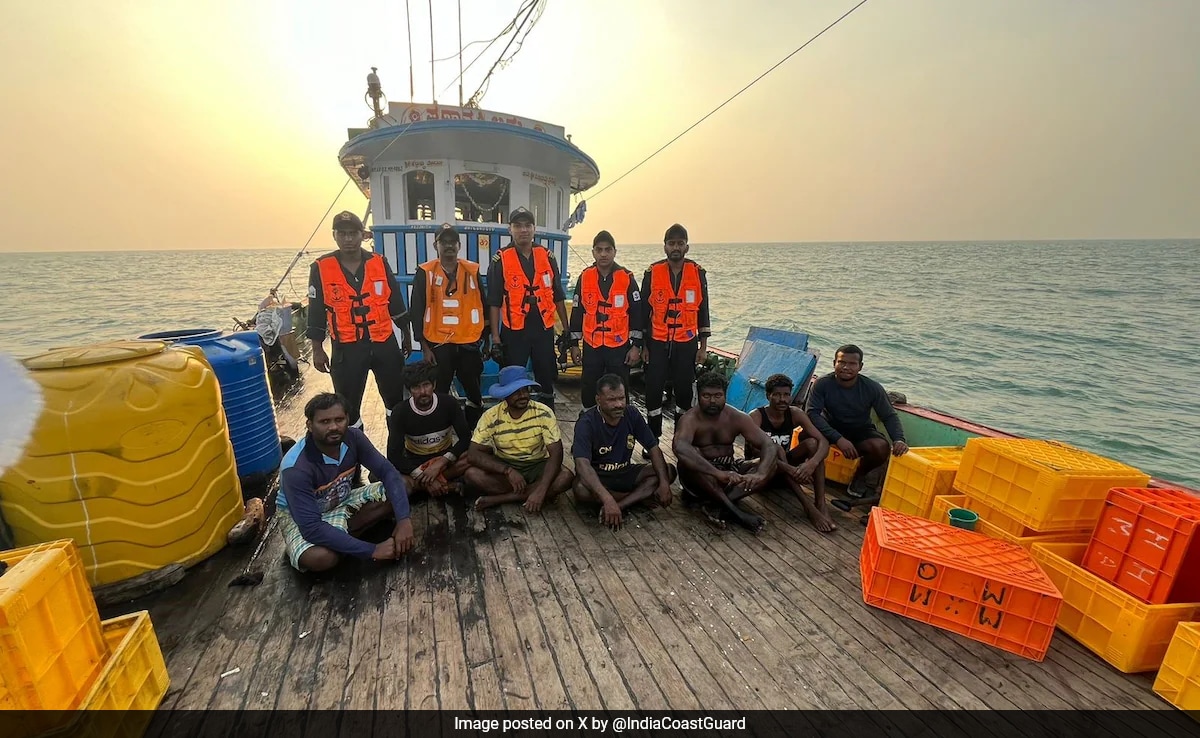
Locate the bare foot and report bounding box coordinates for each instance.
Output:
[474,496,498,511]
[811,502,838,533]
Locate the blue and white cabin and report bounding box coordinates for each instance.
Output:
[339,101,600,352]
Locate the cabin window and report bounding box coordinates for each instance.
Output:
[529,183,548,227]
[405,170,435,220]
[454,173,510,223]
[382,175,392,220]
[554,188,563,229]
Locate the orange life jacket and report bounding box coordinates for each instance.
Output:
[317,252,395,343]
[647,260,702,342]
[419,257,485,344]
[579,265,633,348]
[500,246,557,330]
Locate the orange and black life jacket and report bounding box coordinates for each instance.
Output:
[647,260,702,342]
[579,265,633,348]
[419,258,485,344]
[317,252,394,343]
[500,246,557,330]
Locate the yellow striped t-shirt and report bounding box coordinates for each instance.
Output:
[471,401,561,463]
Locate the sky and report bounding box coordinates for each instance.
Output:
[1,0,1198,252]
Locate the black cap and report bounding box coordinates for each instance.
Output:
[664,223,688,242]
[435,223,460,243]
[593,230,615,248]
[509,207,535,225]
[332,211,364,230]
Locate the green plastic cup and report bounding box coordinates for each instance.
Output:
[948,508,979,531]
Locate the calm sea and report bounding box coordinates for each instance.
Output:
[2,240,1197,487]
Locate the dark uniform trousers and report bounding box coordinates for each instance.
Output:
[643,337,699,440]
[429,341,485,430]
[502,324,558,408]
[330,337,407,428]
[581,344,631,410]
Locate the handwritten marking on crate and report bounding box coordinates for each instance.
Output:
[906,560,1008,631]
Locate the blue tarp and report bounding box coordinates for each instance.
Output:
[726,327,819,412]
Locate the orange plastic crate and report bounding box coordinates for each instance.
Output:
[879,447,963,519]
[0,540,107,711]
[1030,542,1200,673]
[1154,622,1200,711]
[860,507,1062,661]
[955,438,1150,532]
[1083,487,1200,605]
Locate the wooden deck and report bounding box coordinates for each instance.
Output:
[100,367,1176,723]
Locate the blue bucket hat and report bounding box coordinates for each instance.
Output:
[489,365,540,400]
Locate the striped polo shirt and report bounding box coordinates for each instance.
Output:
[471,401,561,463]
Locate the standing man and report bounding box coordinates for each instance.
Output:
[572,374,675,530]
[410,223,487,430]
[487,207,569,409]
[307,210,412,430]
[807,344,909,514]
[465,366,575,512]
[640,223,711,450]
[568,230,643,412]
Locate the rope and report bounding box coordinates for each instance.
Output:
[587,0,870,202]
[440,0,537,103]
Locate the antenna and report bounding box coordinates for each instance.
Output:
[457,0,464,107]
[428,0,436,103]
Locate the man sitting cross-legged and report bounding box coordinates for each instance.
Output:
[745,373,836,533]
[465,365,575,513]
[572,373,677,529]
[386,362,472,497]
[673,371,778,533]
[277,392,414,573]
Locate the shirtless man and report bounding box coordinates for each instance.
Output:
[672,371,778,532]
[746,373,836,533]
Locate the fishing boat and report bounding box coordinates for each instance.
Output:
[3,25,1199,736]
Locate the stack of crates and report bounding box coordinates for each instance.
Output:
[860,507,1063,661]
[930,438,1148,549]
[878,446,963,519]
[0,540,169,737]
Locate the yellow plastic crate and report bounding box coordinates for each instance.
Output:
[977,519,1092,551]
[1154,622,1200,711]
[1030,543,1200,672]
[0,540,107,710]
[824,446,860,485]
[930,494,968,524]
[879,446,963,518]
[956,438,1150,532]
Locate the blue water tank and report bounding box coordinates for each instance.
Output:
[137,328,282,482]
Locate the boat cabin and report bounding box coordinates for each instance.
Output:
[339,102,600,351]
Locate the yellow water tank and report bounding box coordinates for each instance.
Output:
[0,341,243,587]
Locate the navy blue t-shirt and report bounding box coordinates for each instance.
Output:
[571,406,657,472]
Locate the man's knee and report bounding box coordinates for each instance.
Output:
[463,466,490,488]
[554,466,576,492]
[298,546,340,573]
[859,437,890,462]
[573,478,595,503]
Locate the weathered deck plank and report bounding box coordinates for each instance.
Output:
[103,369,1179,716]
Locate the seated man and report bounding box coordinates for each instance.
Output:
[277,392,414,573]
[673,371,778,533]
[806,344,909,514]
[386,362,471,497]
[745,373,836,533]
[572,373,677,529]
[465,365,575,512]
